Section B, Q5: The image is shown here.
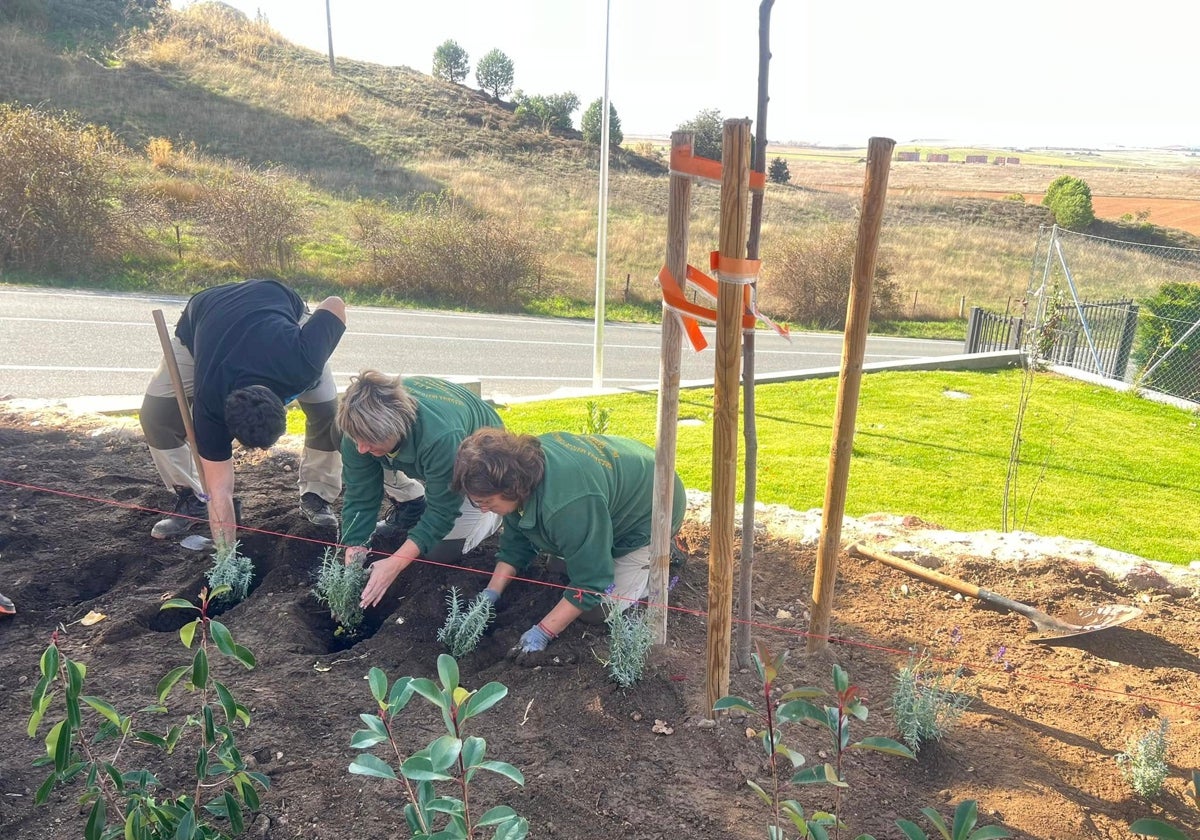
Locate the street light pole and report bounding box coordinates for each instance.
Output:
[592,0,613,389]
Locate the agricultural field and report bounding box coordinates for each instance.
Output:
[1,405,1197,840]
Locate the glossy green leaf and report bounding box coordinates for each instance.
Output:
[367,668,388,703]
[156,666,189,705]
[426,797,465,817]
[66,659,86,697]
[791,763,844,787]
[831,664,849,693]
[778,686,824,702]
[207,584,232,601]
[190,647,208,690]
[850,736,916,759]
[213,681,237,724]
[1128,819,1189,840]
[27,689,53,738]
[459,681,507,722]
[159,598,196,611]
[776,699,824,726]
[746,779,773,806]
[84,796,106,840]
[232,643,255,669]
[208,620,236,657]
[40,644,61,679]
[896,819,927,840]
[178,619,199,649]
[401,753,453,782]
[348,754,398,780]
[460,735,485,769]
[224,791,244,835]
[968,829,1012,840]
[493,816,530,840]
[409,677,448,711]
[34,772,56,805]
[920,807,951,836]
[436,654,460,694]
[47,719,72,773]
[473,759,524,786]
[173,807,196,840]
[134,731,168,749]
[713,696,756,715]
[194,745,208,780]
[81,696,121,728]
[429,735,463,772]
[477,805,519,826]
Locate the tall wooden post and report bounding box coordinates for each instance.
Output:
[806,137,895,653]
[706,118,752,712]
[648,132,694,645]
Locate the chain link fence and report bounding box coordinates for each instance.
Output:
[1024,225,1200,405]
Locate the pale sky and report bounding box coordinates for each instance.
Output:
[176,1,1198,149]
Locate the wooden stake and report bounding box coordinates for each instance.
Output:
[648,132,694,645]
[707,118,751,712]
[806,136,895,653]
[152,309,210,500]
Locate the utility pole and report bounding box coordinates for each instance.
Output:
[325,0,336,74]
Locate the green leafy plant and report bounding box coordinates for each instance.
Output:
[27,585,268,840]
[205,541,253,604]
[348,655,527,839]
[1041,175,1095,229]
[891,651,972,754]
[769,157,791,185]
[474,49,514,100]
[896,800,1011,839]
[714,642,915,839]
[582,400,611,435]
[313,546,368,633]
[436,587,495,657]
[1130,769,1198,839]
[1117,718,1171,798]
[600,596,652,688]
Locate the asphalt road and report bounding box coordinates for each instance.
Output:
[0,285,964,402]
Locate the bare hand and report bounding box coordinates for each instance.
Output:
[345,546,368,566]
[359,555,404,608]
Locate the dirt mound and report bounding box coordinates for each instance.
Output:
[1,404,1197,840]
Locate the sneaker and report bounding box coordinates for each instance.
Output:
[0,591,14,616]
[300,492,337,528]
[373,497,426,540]
[151,487,208,539]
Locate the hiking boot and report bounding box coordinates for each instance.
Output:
[300,492,337,528]
[0,591,14,616]
[151,487,208,539]
[373,496,426,540]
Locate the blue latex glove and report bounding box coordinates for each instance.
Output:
[479,588,501,605]
[516,623,553,654]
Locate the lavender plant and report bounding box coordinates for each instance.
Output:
[27,586,267,840]
[436,587,495,657]
[601,595,653,688]
[1118,719,1171,798]
[348,654,527,839]
[891,650,973,754]
[313,546,369,633]
[206,540,253,604]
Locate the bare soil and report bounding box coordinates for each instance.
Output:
[1,404,1198,840]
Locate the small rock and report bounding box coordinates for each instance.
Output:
[696,718,716,729]
[630,711,642,721]
[775,608,793,620]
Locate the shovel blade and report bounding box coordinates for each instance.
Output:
[1029,603,1144,643]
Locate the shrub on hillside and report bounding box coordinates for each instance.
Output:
[514,91,579,134]
[1042,175,1095,230]
[581,98,623,148]
[764,223,901,328]
[432,39,470,84]
[0,104,133,275]
[475,48,514,100]
[348,193,543,310]
[676,108,723,160]
[195,164,307,274]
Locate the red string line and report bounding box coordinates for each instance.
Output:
[2,476,1196,714]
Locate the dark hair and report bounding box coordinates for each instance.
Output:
[451,428,544,505]
[225,385,286,449]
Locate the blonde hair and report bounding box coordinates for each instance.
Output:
[336,370,417,447]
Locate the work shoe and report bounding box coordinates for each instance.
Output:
[0,591,14,616]
[151,487,208,539]
[300,492,337,528]
[373,497,427,540]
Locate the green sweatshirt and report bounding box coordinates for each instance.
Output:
[496,432,686,611]
[340,377,502,554]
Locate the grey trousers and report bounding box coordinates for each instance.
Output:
[140,333,342,501]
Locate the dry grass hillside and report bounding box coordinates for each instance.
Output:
[1,0,1198,328]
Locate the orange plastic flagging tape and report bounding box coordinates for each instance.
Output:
[657,263,790,352]
[669,145,766,192]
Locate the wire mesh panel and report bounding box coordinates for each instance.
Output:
[1027,226,1200,403]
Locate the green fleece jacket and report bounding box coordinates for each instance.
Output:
[496,432,686,611]
[340,377,502,554]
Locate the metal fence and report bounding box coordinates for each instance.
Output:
[979,225,1200,405]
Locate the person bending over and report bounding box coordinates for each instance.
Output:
[450,428,685,658]
[337,371,503,609]
[140,279,346,547]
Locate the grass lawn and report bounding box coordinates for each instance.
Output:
[487,369,1199,567]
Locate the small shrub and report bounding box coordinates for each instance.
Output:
[146,136,175,169]
[601,596,652,688]
[196,163,306,273]
[436,587,495,657]
[891,651,973,754]
[313,547,368,632]
[1042,175,1095,230]
[349,655,527,838]
[206,541,254,604]
[1004,193,1025,202]
[582,401,611,434]
[768,156,791,185]
[1117,719,1170,799]
[27,586,267,840]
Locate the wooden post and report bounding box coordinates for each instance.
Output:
[152,309,210,501]
[647,132,693,645]
[707,118,751,712]
[806,136,894,653]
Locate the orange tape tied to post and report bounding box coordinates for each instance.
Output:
[669,145,766,192]
[657,263,790,352]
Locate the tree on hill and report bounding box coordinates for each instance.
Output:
[676,108,723,160]
[432,39,470,84]
[513,91,579,134]
[1042,175,1095,230]
[581,98,622,148]
[768,156,790,184]
[475,48,514,100]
